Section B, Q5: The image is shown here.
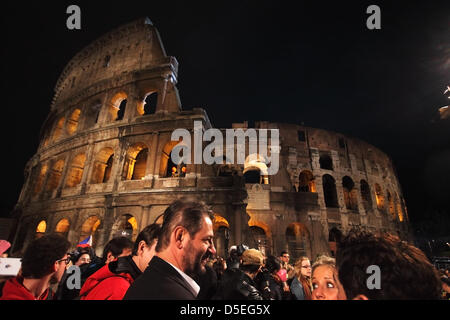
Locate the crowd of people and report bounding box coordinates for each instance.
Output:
[1,198,449,300]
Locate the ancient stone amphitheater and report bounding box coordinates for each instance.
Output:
[11,18,411,260]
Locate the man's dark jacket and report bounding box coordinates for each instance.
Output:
[212,268,263,300]
[124,256,197,300]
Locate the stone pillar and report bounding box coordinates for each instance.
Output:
[80,142,96,193]
[147,133,159,177]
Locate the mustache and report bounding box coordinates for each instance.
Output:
[201,250,214,261]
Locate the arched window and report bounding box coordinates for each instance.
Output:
[112,214,138,241]
[66,109,81,135]
[286,223,310,261]
[46,159,65,192]
[33,164,48,195]
[52,117,65,142]
[249,226,270,256]
[328,227,342,257]
[35,220,46,239]
[374,184,385,211]
[213,215,230,258]
[244,168,261,184]
[160,141,187,178]
[319,154,333,170]
[322,174,338,208]
[387,191,395,217]
[108,92,127,122]
[122,144,148,180]
[299,170,316,192]
[360,180,372,212]
[144,92,158,115]
[244,154,269,184]
[91,148,114,184]
[55,218,70,238]
[342,176,358,211]
[80,216,101,249]
[116,99,127,120]
[65,153,86,188]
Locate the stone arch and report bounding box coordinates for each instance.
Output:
[322,174,338,208]
[66,108,81,135]
[285,222,311,261]
[387,190,395,218]
[160,140,187,178]
[45,159,65,192]
[65,153,86,188]
[299,170,316,192]
[396,196,405,222]
[91,147,114,184]
[248,219,271,256]
[79,216,101,249]
[55,218,70,239]
[111,214,139,241]
[328,227,343,257]
[108,91,128,122]
[374,183,385,211]
[342,176,358,211]
[83,101,102,130]
[360,179,372,212]
[123,143,149,180]
[244,154,269,184]
[35,220,47,239]
[33,164,48,195]
[137,91,158,115]
[51,117,65,142]
[213,215,230,258]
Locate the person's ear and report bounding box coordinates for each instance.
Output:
[352,294,369,300]
[138,240,146,254]
[173,226,186,249]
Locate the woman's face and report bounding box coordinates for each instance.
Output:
[311,265,347,300]
[300,259,312,278]
[75,253,91,266]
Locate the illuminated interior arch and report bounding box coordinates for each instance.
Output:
[66,108,81,135]
[35,220,46,239]
[46,159,65,192]
[91,147,114,184]
[123,143,148,180]
[65,153,86,188]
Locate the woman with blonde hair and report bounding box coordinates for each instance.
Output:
[289,256,312,300]
[311,255,346,300]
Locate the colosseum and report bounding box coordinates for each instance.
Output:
[10,18,411,261]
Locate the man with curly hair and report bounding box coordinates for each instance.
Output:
[336,229,442,300]
[0,234,71,300]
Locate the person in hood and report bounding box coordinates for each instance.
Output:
[0,234,70,300]
[79,224,160,300]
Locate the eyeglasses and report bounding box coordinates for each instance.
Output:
[57,256,71,264]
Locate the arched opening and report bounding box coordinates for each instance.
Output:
[122,143,148,180]
[80,216,101,249]
[243,168,261,184]
[244,154,269,184]
[55,218,70,239]
[213,215,230,258]
[35,220,46,239]
[322,174,338,208]
[342,176,358,211]
[387,191,395,218]
[65,153,86,188]
[396,198,405,222]
[374,184,385,211]
[66,109,81,135]
[112,214,138,241]
[319,154,333,170]
[33,164,48,195]
[328,227,343,257]
[299,170,316,192]
[52,117,65,142]
[144,92,158,115]
[286,223,310,261]
[91,148,114,184]
[160,141,187,178]
[360,179,372,212]
[83,103,101,129]
[108,92,127,122]
[45,159,65,192]
[249,223,271,256]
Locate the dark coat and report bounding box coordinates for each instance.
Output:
[212,268,263,300]
[123,256,198,300]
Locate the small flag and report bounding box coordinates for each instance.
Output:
[77,235,92,248]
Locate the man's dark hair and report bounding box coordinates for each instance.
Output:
[132,223,161,256]
[280,251,288,257]
[21,234,70,278]
[101,236,133,263]
[265,255,281,274]
[156,198,214,252]
[336,229,442,300]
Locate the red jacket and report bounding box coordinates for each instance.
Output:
[0,276,53,300]
[80,255,141,300]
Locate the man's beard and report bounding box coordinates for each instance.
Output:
[183,243,211,278]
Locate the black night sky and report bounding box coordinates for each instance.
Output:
[1,1,449,242]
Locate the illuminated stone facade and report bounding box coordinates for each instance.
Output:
[11,18,411,260]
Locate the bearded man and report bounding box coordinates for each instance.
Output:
[124,199,216,300]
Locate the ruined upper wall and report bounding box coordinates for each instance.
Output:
[52,17,171,110]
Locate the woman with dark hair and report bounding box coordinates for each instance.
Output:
[290,256,312,300]
[261,255,285,300]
